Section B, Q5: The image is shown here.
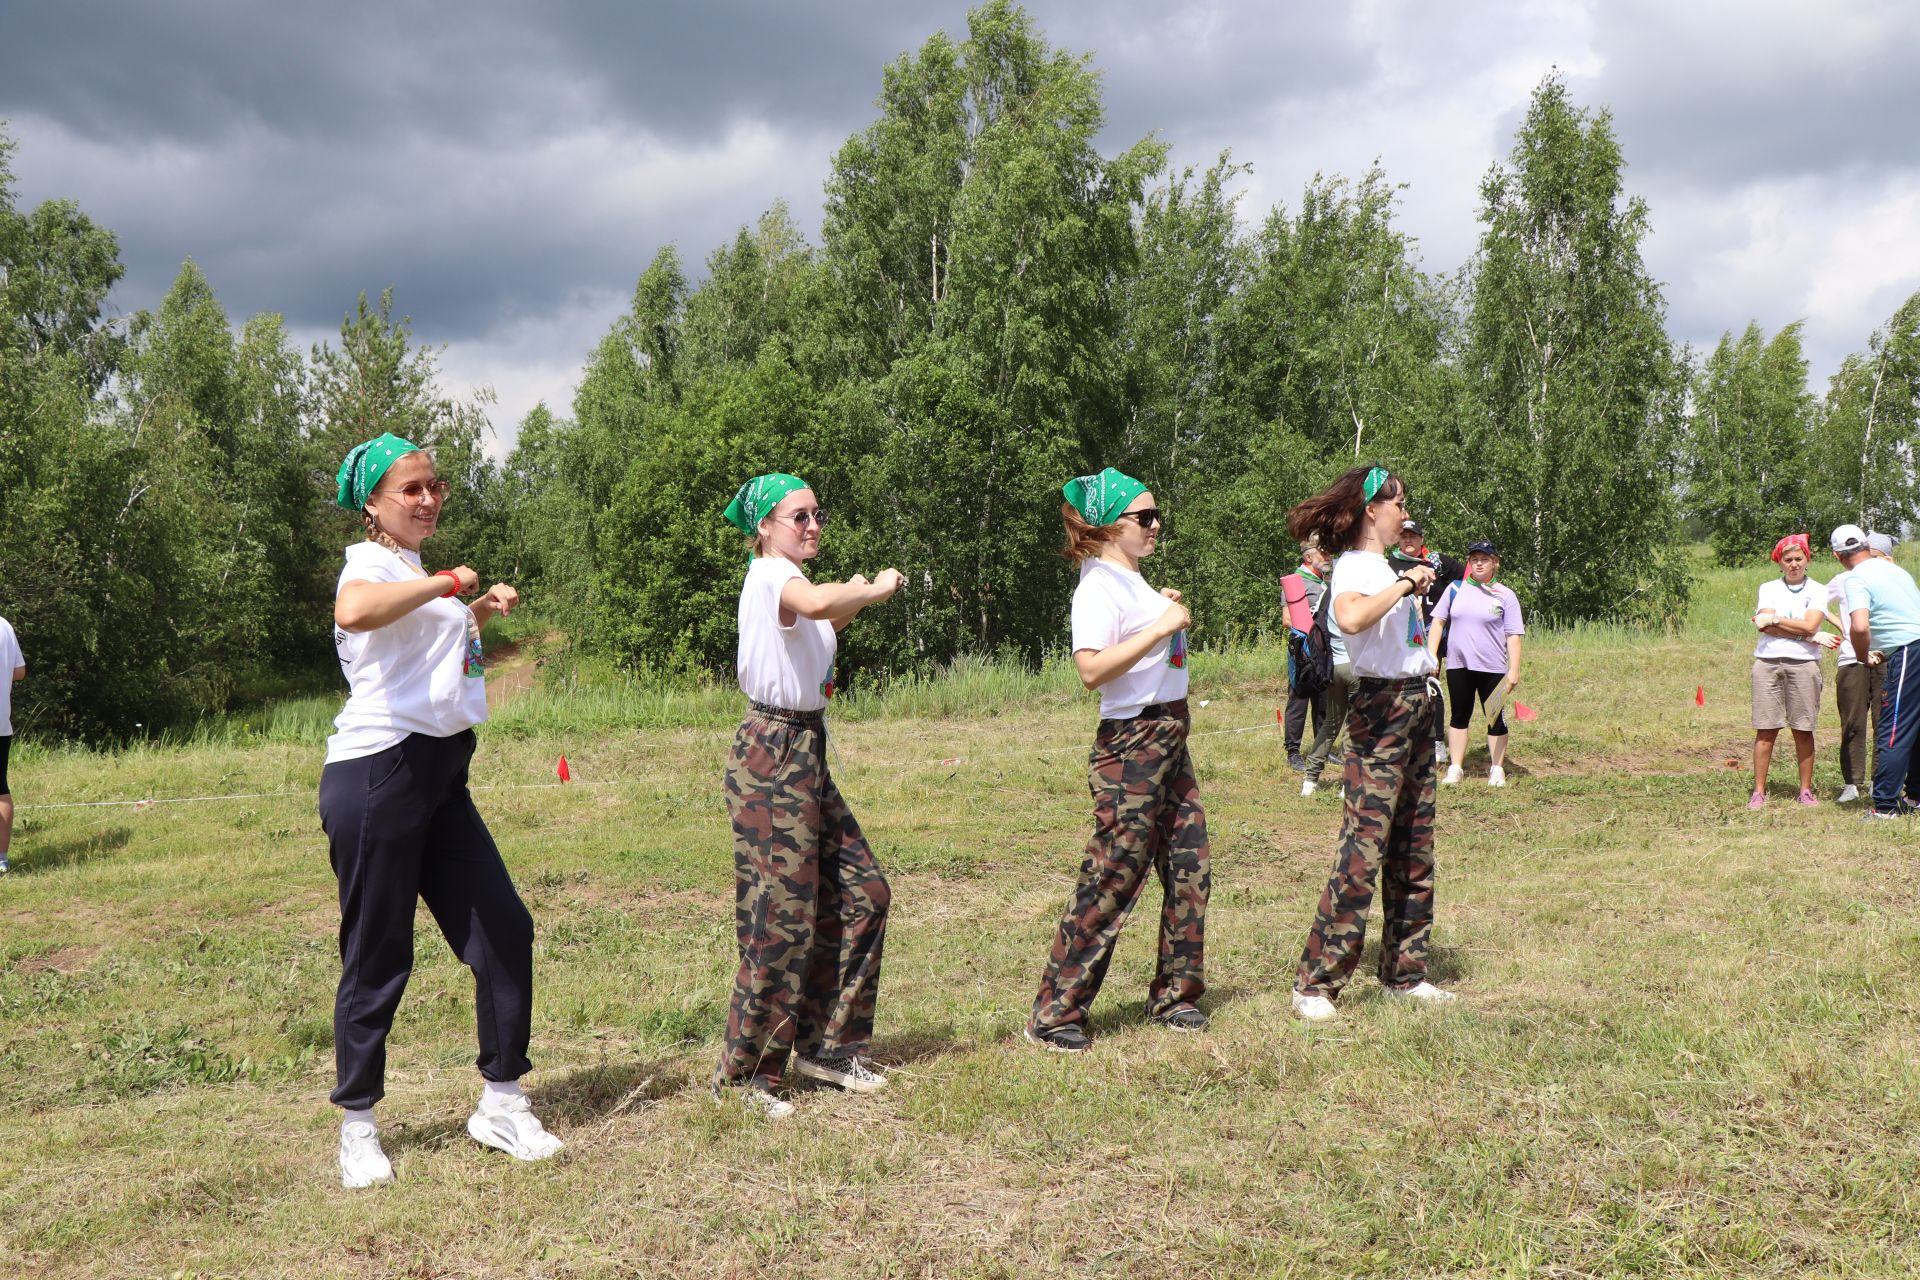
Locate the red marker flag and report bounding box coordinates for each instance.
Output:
[1514,702,1537,722]
[556,755,571,782]
[1695,685,1705,707]
[1276,708,1285,724]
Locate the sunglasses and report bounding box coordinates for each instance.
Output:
[387,478,450,503]
[1121,508,1162,529]
[781,508,829,529]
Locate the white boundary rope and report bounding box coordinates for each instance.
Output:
[19,715,1283,812]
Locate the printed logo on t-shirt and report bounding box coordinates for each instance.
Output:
[1167,630,1187,669]
[463,632,485,679]
[1405,606,1427,649]
[820,668,836,699]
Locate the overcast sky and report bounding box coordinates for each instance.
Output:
[5,1,1918,452]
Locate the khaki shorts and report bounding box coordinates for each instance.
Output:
[1752,657,1823,732]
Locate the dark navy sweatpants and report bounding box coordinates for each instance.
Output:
[1873,640,1920,816]
[318,729,534,1109]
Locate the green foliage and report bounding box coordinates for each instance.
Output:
[1455,74,1692,626]
[18,15,1920,737]
[1686,322,1817,564]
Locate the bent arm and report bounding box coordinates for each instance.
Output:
[1073,629,1169,691]
[1334,578,1416,636]
[781,577,892,624]
[336,577,454,633]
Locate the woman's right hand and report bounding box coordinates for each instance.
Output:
[1157,599,1192,637]
[1400,564,1435,594]
[872,568,905,597]
[446,565,480,594]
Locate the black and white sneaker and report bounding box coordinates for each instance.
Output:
[791,1053,889,1094]
[1024,1024,1092,1053]
[1287,752,1307,773]
[1154,1005,1208,1033]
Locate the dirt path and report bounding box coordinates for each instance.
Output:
[485,631,558,710]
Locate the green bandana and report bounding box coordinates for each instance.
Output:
[1062,467,1147,527]
[723,472,809,534]
[1362,466,1391,503]
[335,432,421,511]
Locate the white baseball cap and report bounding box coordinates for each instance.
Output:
[1830,524,1869,554]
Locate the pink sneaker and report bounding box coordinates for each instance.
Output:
[1798,789,1818,806]
[1747,792,1766,810]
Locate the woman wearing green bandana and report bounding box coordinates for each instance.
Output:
[1026,468,1211,1054]
[712,473,904,1120]
[319,433,563,1188]
[1284,465,1456,1023]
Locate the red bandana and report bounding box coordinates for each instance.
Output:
[1770,533,1810,564]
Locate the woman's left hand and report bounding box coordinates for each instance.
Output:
[1505,672,1521,692]
[1160,587,1183,602]
[1815,633,1842,650]
[478,584,519,617]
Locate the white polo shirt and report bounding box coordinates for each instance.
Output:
[326,542,488,763]
[0,617,21,737]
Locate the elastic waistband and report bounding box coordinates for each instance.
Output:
[1355,676,1429,691]
[746,700,825,727]
[1102,698,1190,725]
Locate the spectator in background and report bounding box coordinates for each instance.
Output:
[1838,526,1920,818]
[1749,533,1841,809]
[1428,541,1525,787]
[1388,519,1464,766]
[1284,540,1331,771]
[1826,526,1880,803]
[1869,532,1897,560]
[0,614,22,875]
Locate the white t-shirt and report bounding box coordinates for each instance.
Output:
[1329,550,1438,680]
[1753,577,1825,661]
[736,555,837,712]
[1070,558,1190,719]
[326,543,489,763]
[1827,573,1860,667]
[0,617,21,737]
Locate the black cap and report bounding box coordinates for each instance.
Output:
[1467,540,1498,556]
[1400,519,1422,534]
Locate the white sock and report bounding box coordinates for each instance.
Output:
[481,1079,524,1109]
[342,1107,376,1132]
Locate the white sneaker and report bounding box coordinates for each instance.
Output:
[467,1093,565,1161]
[1487,766,1506,788]
[792,1053,888,1094]
[1837,784,1860,804]
[1290,990,1339,1022]
[742,1085,795,1121]
[1300,778,1317,797]
[1383,980,1458,1004]
[1441,765,1462,786]
[1435,743,1450,765]
[338,1120,394,1189]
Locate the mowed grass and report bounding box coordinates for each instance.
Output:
[5,555,1920,1278]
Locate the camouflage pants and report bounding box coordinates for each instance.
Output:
[715,706,891,1090]
[1031,701,1210,1032]
[1295,676,1436,998]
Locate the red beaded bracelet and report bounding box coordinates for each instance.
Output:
[435,570,461,598]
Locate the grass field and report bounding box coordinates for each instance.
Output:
[4,554,1919,1278]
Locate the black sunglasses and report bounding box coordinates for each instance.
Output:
[1121,508,1162,528]
[781,508,829,529]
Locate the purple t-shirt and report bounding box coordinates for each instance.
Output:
[1433,579,1525,673]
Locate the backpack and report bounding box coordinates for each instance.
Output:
[1281,573,1335,698]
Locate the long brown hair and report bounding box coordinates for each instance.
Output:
[1060,503,1120,562]
[1286,465,1406,557]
